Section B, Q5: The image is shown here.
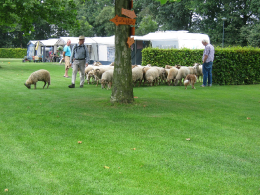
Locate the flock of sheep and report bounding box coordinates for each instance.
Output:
[85,62,203,89]
[23,62,203,89]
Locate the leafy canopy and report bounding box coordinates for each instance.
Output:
[0,0,78,33]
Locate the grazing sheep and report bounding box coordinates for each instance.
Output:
[85,65,100,84]
[175,64,183,69]
[132,65,138,69]
[93,66,114,86]
[101,69,114,89]
[132,67,143,87]
[85,65,94,82]
[187,66,197,75]
[194,63,203,82]
[24,69,50,89]
[94,61,102,66]
[154,67,166,85]
[165,65,173,69]
[174,67,190,86]
[142,66,151,85]
[145,67,160,86]
[166,67,179,86]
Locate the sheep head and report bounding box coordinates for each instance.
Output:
[24,83,31,89]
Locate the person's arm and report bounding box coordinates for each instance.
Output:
[85,46,89,66]
[203,55,208,64]
[70,45,75,65]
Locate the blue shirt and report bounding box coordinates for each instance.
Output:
[70,44,89,64]
[202,43,215,63]
[63,45,71,57]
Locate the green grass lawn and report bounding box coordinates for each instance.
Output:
[0,58,260,195]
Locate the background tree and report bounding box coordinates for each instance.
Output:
[95,6,115,36]
[0,0,78,33]
[135,15,158,35]
[111,0,134,104]
[68,16,94,37]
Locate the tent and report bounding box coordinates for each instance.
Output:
[131,31,210,65]
[53,36,115,64]
[133,31,210,49]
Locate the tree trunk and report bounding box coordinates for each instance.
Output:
[110,0,134,104]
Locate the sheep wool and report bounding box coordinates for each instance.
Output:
[101,69,114,90]
[132,67,143,87]
[166,67,179,86]
[174,67,190,86]
[94,66,114,86]
[24,69,50,89]
[145,67,159,86]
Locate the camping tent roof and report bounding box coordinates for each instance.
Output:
[133,31,209,42]
[55,36,115,46]
[40,39,59,46]
[91,36,115,45]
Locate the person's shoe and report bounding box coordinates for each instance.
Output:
[80,85,83,88]
[208,84,212,87]
[68,84,75,88]
[200,85,205,87]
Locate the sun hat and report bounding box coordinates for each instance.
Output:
[79,35,85,40]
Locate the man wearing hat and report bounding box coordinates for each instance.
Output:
[68,35,89,88]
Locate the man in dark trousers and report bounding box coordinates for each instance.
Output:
[201,39,215,87]
[68,36,89,88]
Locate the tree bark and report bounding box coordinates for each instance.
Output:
[110,0,134,104]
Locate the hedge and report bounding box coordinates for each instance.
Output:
[142,47,260,85]
[0,48,27,58]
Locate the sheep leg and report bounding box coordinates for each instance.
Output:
[43,81,46,89]
[34,83,37,89]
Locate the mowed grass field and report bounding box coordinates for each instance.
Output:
[0,58,260,195]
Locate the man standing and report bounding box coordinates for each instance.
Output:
[201,39,215,87]
[68,36,89,88]
[63,39,71,78]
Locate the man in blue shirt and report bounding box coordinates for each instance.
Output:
[68,36,89,88]
[63,39,71,78]
[201,39,215,87]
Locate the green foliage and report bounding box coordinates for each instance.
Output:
[142,47,202,67]
[0,48,27,58]
[213,47,260,85]
[94,6,115,36]
[58,46,63,51]
[0,0,78,33]
[142,47,260,85]
[247,23,260,47]
[135,16,158,36]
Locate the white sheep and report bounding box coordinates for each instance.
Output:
[24,69,50,89]
[142,66,151,85]
[85,65,100,84]
[154,67,166,85]
[145,67,159,86]
[194,63,203,82]
[93,66,114,86]
[94,61,102,66]
[165,65,173,69]
[85,65,94,83]
[132,67,143,87]
[187,66,197,75]
[174,67,190,86]
[166,67,179,86]
[101,69,114,90]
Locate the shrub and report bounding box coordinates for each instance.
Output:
[0,48,27,58]
[142,47,260,85]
